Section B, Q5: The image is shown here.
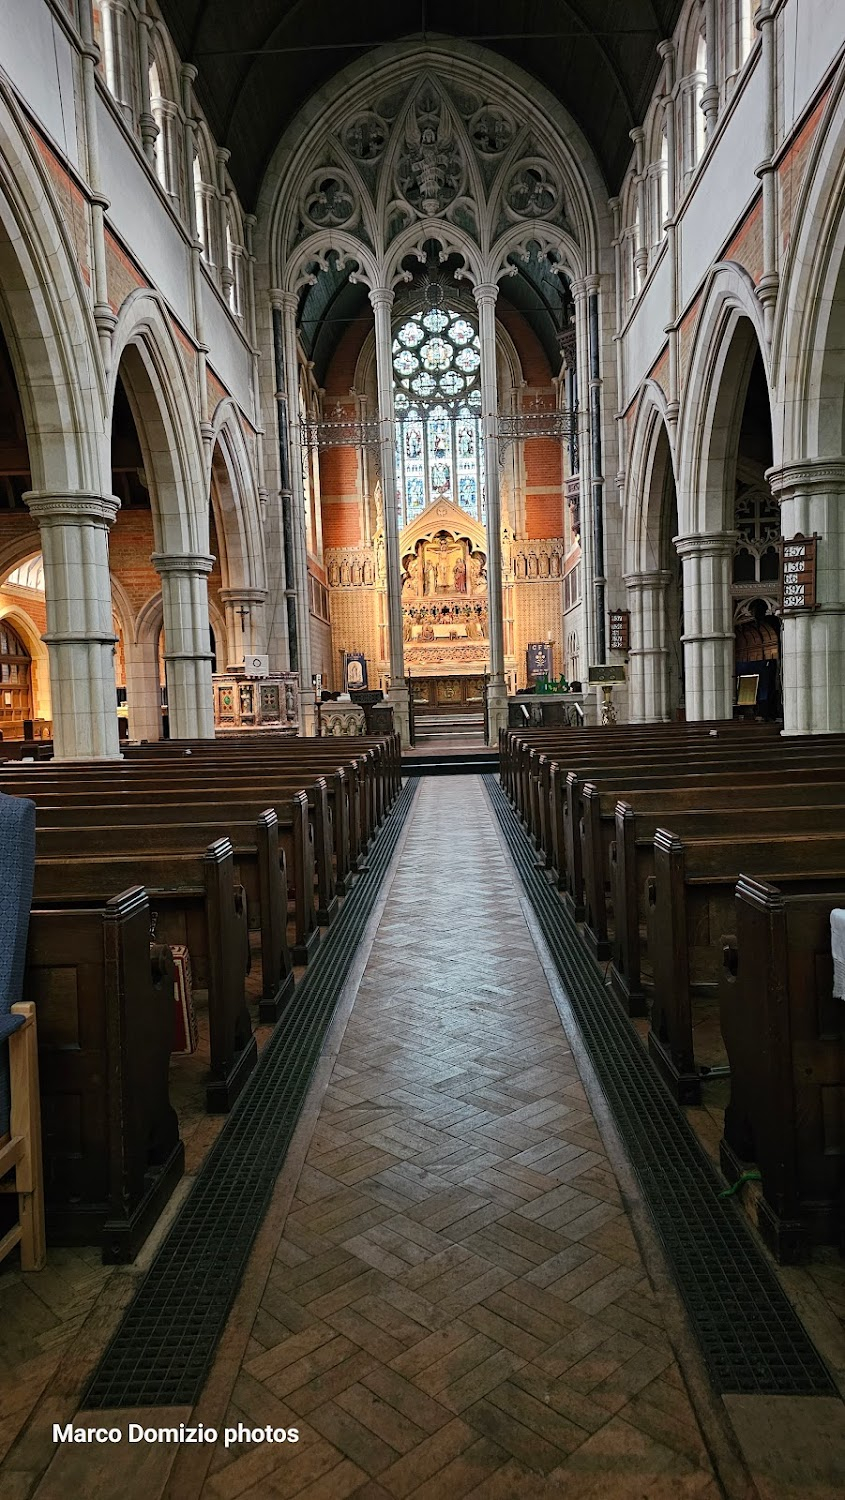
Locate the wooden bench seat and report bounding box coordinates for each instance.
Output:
[33,807,297,1021]
[646,828,845,1103]
[26,885,184,1260]
[32,837,256,1113]
[719,877,845,1263]
[3,775,328,962]
[607,780,845,1011]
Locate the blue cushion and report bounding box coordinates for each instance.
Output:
[0,794,35,1136]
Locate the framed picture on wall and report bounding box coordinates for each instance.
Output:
[345,651,368,690]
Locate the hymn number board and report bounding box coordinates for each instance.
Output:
[780,534,818,611]
[608,610,630,652]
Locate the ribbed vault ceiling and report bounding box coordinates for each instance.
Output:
[157,1,685,209]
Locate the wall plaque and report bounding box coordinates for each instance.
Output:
[608,609,630,651]
[780,534,817,610]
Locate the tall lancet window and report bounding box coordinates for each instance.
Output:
[392,291,484,528]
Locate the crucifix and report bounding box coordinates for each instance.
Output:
[236,605,251,635]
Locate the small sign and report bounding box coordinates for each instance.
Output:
[344,651,368,690]
[608,610,630,652]
[588,664,626,684]
[526,642,553,679]
[244,654,269,677]
[780,534,817,610]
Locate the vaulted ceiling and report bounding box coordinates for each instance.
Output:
[156,1,685,211]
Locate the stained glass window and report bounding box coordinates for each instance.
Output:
[392,303,485,526]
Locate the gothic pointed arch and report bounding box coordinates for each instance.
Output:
[110,289,209,557]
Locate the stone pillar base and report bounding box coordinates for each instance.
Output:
[486,681,509,748]
[386,683,411,749]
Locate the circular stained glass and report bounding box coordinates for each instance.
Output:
[393,302,481,410]
[394,349,419,376]
[398,321,424,347]
[450,318,475,346]
[421,338,451,372]
[422,309,449,333]
[455,347,480,373]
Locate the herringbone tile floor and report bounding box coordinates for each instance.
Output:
[201,777,720,1499]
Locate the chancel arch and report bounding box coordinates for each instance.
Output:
[258,40,603,743]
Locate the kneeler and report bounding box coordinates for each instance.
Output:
[0,792,45,1270]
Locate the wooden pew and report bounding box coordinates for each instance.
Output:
[559,742,845,914]
[719,878,845,1263]
[607,778,845,1011]
[32,807,296,1022]
[645,828,845,1103]
[32,837,256,1113]
[26,886,184,1261]
[3,775,325,964]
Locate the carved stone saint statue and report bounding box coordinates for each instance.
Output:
[453,556,467,593]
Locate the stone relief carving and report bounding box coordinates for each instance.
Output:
[301,170,359,231]
[342,112,388,162]
[511,539,565,581]
[286,76,576,263]
[395,89,464,216]
[504,158,562,221]
[326,545,375,588]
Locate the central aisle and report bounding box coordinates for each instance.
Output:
[203,777,719,1499]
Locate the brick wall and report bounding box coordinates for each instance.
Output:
[31,133,91,287]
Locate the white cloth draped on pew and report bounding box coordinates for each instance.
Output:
[831,909,845,999]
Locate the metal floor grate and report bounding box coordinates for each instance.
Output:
[485,775,835,1398]
[85,780,417,1410]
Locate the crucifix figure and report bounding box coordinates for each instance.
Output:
[236,605,250,635]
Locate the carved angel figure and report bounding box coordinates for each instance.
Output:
[398,98,463,215]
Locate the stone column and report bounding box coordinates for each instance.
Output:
[755,4,779,339]
[220,586,267,668]
[626,570,673,722]
[136,0,159,165]
[151,552,215,739]
[702,0,720,139]
[369,287,410,746]
[277,291,316,733]
[24,492,120,759]
[473,282,508,744]
[675,533,736,720]
[629,127,649,290]
[769,460,845,734]
[123,638,162,742]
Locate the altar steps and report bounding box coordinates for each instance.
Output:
[412,711,485,741]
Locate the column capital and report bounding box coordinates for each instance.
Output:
[151,551,215,576]
[657,38,676,64]
[219,586,267,607]
[368,286,395,310]
[624,569,673,589]
[270,288,298,315]
[766,458,845,497]
[473,282,499,306]
[23,491,120,527]
[583,273,601,296]
[674,531,738,559]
